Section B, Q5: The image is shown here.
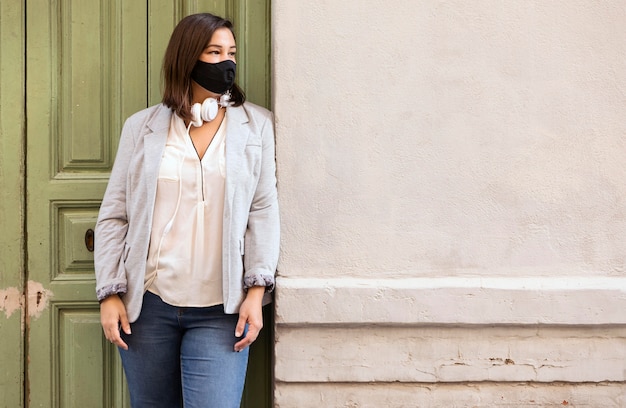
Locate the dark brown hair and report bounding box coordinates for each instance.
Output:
[161,13,245,121]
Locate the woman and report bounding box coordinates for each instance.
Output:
[94,13,279,408]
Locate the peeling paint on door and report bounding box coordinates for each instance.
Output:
[0,281,53,319]
[26,280,52,319]
[0,286,22,318]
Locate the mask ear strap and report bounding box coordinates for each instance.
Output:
[219,90,233,107]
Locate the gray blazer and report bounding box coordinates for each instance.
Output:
[94,102,279,322]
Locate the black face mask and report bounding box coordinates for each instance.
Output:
[191,59,236,94]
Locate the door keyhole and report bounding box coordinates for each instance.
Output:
[85,228,94,252]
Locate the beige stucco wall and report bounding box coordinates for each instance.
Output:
[272,1,626,407]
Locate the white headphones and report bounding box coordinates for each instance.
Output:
[189,93,233,127]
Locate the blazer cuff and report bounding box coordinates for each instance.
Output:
[243,274,275,293]
[96,283,127,302]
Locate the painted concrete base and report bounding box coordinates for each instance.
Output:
[276,277,626,325]
[275,382,626,408]
[274,277,626,407]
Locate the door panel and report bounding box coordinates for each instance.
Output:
[27,1,271,407]
[231,0,272,108]
[26,0,146,406]
[0,2,25,407]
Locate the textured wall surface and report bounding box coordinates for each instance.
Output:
[272,0,626,406]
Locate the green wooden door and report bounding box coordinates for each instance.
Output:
[26,0,148,405]
[25,0,272,407]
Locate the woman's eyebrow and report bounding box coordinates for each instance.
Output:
[206,44,237,49]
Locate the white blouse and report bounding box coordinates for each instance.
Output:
[144,113,227,307]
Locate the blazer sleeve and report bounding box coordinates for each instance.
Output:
[243,112,280,291]
[94,117,136,301]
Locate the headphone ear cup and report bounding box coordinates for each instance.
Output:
[200,98,219,122]
[190,103,203,127]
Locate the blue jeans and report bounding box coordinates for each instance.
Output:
[119,291,249,408]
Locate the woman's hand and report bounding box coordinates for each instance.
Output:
[100,294,131,350]
[234,286,265,352]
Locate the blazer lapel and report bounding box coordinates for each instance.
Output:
[143,104,171,204]
[224,105,251,207]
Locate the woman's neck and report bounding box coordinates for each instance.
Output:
[191,81,221,104]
